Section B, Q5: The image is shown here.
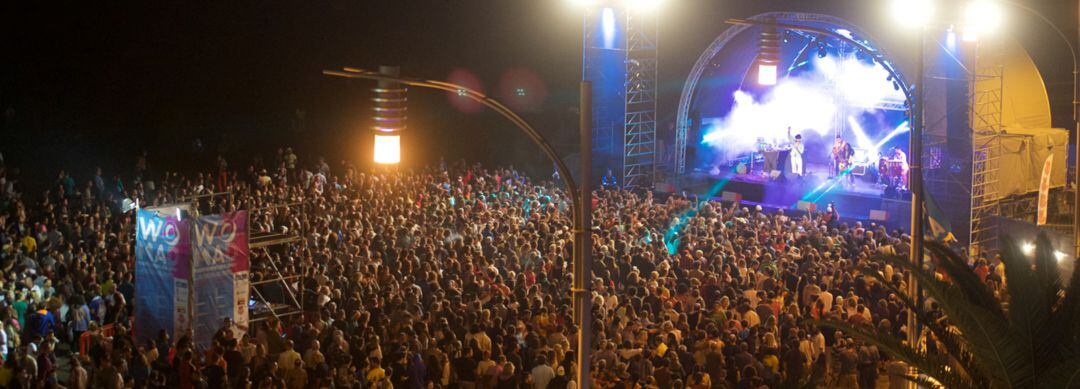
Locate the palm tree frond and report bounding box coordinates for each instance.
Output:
[885,253,1033,387]
[807,318,979,389]
[924,241,1003,318]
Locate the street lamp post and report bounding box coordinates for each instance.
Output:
[323,68,594,389]
[908,25,927,356]
[575,81,593,389]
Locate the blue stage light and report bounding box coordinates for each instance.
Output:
[601,8,616,49]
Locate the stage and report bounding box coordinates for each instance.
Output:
[673,167,912,231]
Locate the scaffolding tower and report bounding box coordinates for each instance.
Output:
[623,10,658,190]
[969,65,1004,255]
[583,6,658,191]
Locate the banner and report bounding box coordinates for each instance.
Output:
[191,211,249,348]
[134,206,191,345]
[1037,154,1053,225]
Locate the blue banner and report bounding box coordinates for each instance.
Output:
[134,208,191,345]
[191,211,249,348]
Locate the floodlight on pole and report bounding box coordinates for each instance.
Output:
[372,66,405,165]
[963,0,1003,41]
[569,0,598,6]
[624,0,661,11]
[891,0,935,28]
[571,0,661,11]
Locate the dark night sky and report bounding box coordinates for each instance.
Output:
[2,0,1076,180]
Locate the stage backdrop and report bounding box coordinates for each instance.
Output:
[134,206,192,345]
[192,211,250,348]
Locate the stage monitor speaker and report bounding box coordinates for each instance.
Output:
[851,165,867,176]
[796,201,817,212]
[722,191,742,202]
[869,210,888,221]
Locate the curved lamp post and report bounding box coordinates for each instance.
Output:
[323,68,595,388]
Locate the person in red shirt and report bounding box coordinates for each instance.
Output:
[973,258,990,284]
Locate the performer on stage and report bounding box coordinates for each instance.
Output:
[892,147,910,189]
[832,135,854,183]
[787,127,804,178]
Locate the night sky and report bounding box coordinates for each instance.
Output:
[3,0,1076,181]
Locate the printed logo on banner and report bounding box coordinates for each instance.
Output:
[191,211,249,348]
[134,208,190,345]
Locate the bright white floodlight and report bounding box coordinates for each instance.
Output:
[1021,241,1036,256]
[891,0,934,29]
[758,64,777,86]
[964,0,1003,40]
[374,134,401,165]
[625,0,662,11]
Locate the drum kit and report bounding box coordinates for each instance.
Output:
[878,157,908,190]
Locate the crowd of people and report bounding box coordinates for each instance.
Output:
[0,147,1002,388]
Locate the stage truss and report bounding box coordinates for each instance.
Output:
[969,64,1004,255]
[623,10,658,190]
[583,6,658,191]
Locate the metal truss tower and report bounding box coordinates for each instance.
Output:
[622,10,658,190]
[969,64,1004,255]
[583,6,658,191]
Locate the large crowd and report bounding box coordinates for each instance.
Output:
[0,148,1004,388]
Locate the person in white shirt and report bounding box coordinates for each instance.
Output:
[787,127,805,177]
[819,289,834,313]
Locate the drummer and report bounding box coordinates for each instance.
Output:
[891,147,910,189]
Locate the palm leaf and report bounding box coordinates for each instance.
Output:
[924,241,1003,318]
[999,236,1058,383]
[887,253,1032,387]
[1053,256,1080,352]
[853,262,984,379]
[806,319,976,389]
[1031,234,1063,304]
[1038,356,1080,389]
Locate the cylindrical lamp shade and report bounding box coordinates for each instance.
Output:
[757,17,780,86]
[373,134,401,164]
[373,66,405,164]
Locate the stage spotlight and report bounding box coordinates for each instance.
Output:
[893,81,901,91]
[1022,241,1036,256]
[817,45,827,59]
[891,0,934,29]
[1055,250,1069,262]
[964,0,1003,40]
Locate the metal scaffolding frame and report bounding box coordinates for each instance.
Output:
[248,234,304,323]
[582,6,658,191]
[969,64,1004,255]
[622,9,658,190]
